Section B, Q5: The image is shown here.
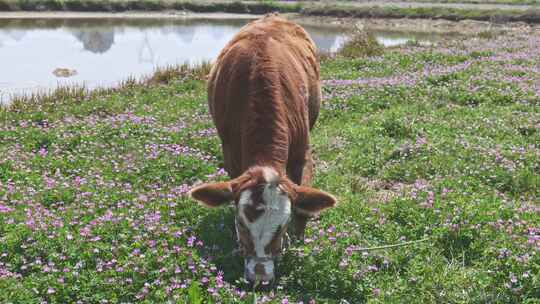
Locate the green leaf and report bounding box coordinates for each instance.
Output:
[188,282,202,304]
[249,292,257,304]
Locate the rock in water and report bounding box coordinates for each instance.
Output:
[53,68,77,78]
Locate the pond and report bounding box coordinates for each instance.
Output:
[0,15,442,103]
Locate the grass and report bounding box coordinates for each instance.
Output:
[1,0,540,24]
[0,0,302,13]
[0,16,251,30]
[1,29,540,303]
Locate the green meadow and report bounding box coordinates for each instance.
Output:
[0,26,539,303]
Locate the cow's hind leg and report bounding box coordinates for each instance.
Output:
[222,142,242,179]
[308,81,321,130]
[301,148,313,186]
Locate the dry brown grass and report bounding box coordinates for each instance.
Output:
[2,62,212,113]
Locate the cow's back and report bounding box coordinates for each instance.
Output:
[207,15,320,179]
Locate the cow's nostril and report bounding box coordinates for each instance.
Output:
[254,263,266,276]
[245,258,275,283]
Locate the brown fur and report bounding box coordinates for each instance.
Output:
[254,263,266,276]
[189,16,336,262]
[236,217,256,256]
[244,186,264,222]
[207,15,321,185]
[190,182,234,207]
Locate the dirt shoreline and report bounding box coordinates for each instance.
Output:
[288,14,539,35]
[1,11,538,35]
[284,0,537,11]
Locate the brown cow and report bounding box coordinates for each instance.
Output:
[190,15,336,282]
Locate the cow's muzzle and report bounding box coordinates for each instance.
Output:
[244,256,275,282]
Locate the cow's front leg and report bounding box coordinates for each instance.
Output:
[292,211,309,240]
[287,156,306,241]
[294,149,314,240]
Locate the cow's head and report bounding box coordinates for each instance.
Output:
[189,166,336,282]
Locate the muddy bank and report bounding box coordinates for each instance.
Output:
[289,14,539,35]
[2,11,538,35]
[292,0,537,11]
[301,6,540,24]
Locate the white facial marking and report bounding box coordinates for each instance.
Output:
[238,189,253,226]
[238,184,291,258]
[262,167,279,184]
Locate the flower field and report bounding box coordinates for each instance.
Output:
[0,27,539,303]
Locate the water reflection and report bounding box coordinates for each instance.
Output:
[6,29,26,41]
[0,29,26,47]
[0,17,443,103]
[73,30,115,53]
[311,34,338,53]
[163,26,195,44]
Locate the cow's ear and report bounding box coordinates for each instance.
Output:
[294,186,336,216]
[189,182,234,207]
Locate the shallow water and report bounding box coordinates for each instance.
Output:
[0,17,441,103]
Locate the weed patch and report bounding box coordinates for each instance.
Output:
[337,28,383,59]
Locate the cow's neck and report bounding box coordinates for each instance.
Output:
[240,54,294,176]
[242,133,289,175]
[241,102,290,175]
